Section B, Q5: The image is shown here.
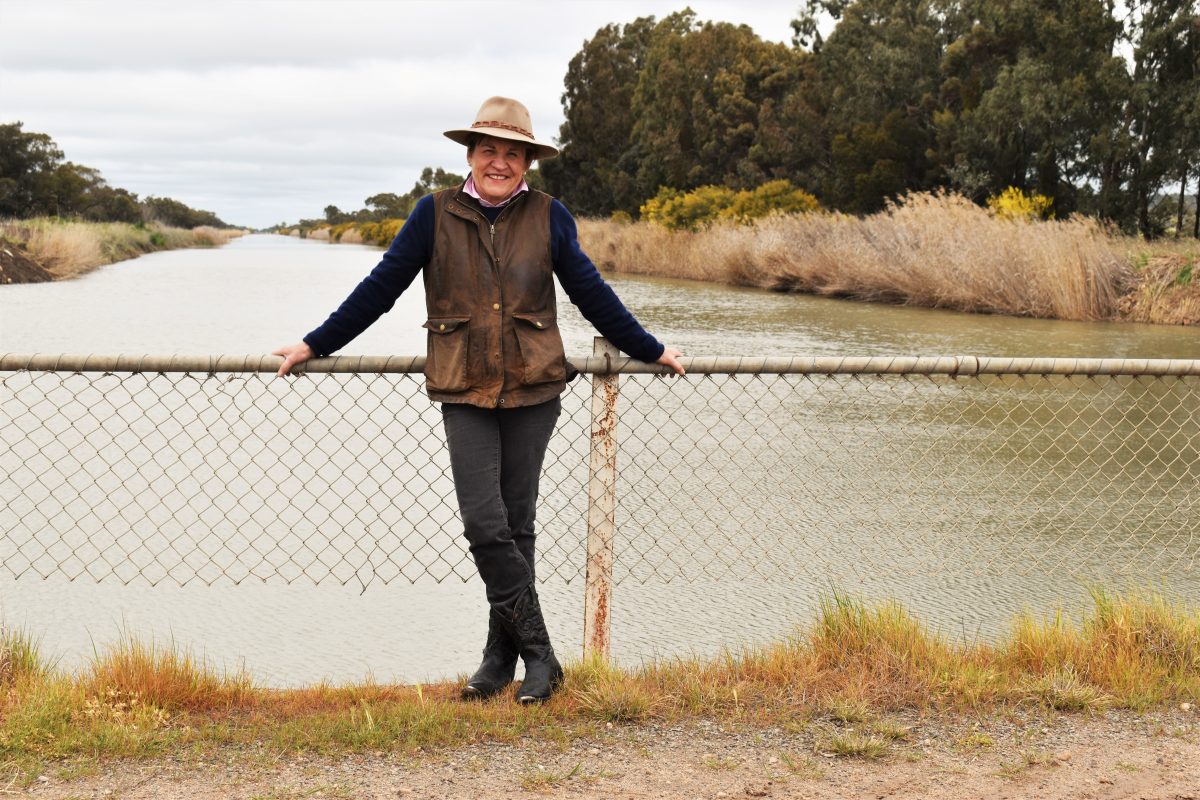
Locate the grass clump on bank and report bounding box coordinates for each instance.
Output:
[1114,237,1200,325]
[579,191,1131,322]
[1,590,1195,780]
[0,217,244,281]
[287,218,405,247]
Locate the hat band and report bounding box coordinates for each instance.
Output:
[471,120,535,140]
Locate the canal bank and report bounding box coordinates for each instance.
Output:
[0,218,243,283]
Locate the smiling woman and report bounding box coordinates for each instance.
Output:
[465,136,532,204]
[442,97,559,206]
[271,96,685,707]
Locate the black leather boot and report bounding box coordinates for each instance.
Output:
[505,584,564,704]
[460,609,519,700]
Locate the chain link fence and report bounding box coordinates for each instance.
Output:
[3,353,1197,608]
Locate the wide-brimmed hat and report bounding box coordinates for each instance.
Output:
[444,96,558,161]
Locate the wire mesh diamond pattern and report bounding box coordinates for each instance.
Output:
[2,361,1197,591]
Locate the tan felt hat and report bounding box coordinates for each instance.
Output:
[443,96,558,161]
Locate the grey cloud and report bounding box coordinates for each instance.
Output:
[1,0,800,228]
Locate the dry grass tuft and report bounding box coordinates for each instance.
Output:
[0,627,46,689]
[86,633,255,713]
[1020,667,1113,711]
[823,731,890,759]
[579,192,1131,321]
[1114,242,1200,325]
[1000,590,1200,709]
[569,654,660,722]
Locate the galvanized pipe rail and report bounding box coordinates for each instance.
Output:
[4,353,1200,376]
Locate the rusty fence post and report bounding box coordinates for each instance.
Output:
[584,336,620,659]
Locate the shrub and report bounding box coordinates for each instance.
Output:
[357,218,405,247]
[329,222,358,242]
[641,181,818,231]
[987,187,1054,221]
[641,185,736,231]
[720,180,819,224]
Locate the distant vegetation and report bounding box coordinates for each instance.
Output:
[541,2,1198,240]
[581,191,1132,321]
[273,166,467,245]
[268,4,1197,326]
[0,121,231,228]
[290,2,1196,245]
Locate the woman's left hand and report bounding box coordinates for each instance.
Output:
[657,346,686,376]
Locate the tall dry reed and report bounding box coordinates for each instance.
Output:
[0,218,243,280]
[579,193,1130,321]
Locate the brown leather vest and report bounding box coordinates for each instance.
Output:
[422,187,567,408]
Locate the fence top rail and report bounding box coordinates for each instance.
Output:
[3,353,1200,377]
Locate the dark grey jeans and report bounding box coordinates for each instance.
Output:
[441,397,561,613]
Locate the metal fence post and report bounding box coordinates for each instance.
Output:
[584,336,620,659]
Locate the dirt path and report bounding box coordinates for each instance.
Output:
[19,708,1198,799]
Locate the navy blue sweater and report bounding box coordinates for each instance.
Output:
[303,193,665,364]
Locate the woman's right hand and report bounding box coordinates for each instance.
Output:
[272,342,315,377]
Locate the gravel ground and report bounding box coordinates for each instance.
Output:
[19,707,1199,799]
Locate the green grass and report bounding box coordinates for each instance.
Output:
[823,732,890,759]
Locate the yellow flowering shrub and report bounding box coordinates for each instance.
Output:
[987,187,1054,221]
[641,181,819,231]
[357,218,406,246]
[719,180,819,224]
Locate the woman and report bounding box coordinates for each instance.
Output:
[274,96,684,704]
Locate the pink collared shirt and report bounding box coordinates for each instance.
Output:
[464,175,529,208]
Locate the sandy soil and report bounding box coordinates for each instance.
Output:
[19,708,1198,799]
[0,237,54,283]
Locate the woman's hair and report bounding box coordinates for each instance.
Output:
[466,133,535,164]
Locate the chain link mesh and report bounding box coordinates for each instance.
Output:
[2,361,1196,591]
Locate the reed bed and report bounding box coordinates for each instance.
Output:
[1111,238,1200,325]
[0,590,1194,777]
[0,218,244,280]
[579,192,1131,322]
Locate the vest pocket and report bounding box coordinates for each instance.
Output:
[512,313,566,385]
[423,317,470,392]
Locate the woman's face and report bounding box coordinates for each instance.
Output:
[468,136,532,204]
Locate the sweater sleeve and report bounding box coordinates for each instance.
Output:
[302,194,436,357]
[550,199,665,364]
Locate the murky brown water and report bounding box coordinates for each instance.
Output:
[2,234,1197,686]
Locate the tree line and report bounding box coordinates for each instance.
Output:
[539,1,1199,237]
[0,122,230,229]
[286,167,467,231]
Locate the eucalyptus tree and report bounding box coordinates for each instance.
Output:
[1119,0,1199,235]
[627,11,815,201]
[0,122,67,217]
[547,11,818,215]
[540,15,659,215]
[791,0,963,212]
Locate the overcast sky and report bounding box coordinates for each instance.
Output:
[0,0,805,229]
